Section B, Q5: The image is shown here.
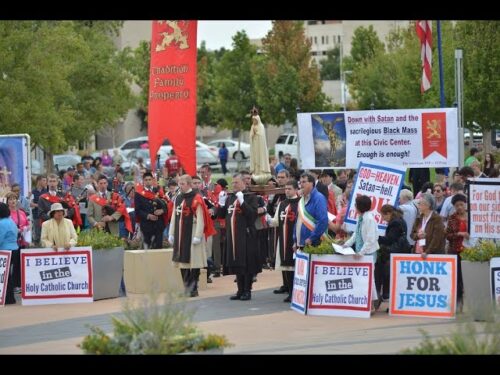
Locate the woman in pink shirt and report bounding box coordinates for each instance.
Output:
[7,192,30,247]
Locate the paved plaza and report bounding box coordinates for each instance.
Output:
[0,269,465,354]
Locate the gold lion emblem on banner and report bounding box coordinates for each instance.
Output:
[426,119,442,139]
[156,21,189,51]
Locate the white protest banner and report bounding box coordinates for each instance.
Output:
[390,254,457,319]
[21,247,93,305]
[344,161,406,235]
[306,254,373,318]
[0,251,12,306]
[491,258,500,306]
[291,251,310,314]
[297,108,458,169]
[468,178,500,239]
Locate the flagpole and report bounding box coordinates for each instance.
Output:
[437,21,445,107]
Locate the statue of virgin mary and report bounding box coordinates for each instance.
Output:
[249,107,271,182]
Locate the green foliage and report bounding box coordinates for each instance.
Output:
[80,293,231,354]
[455,21,500,131]
[211,31,258,131]
[461,240,500,262]
[77,229,125,250]
[0,21,136,154]
[402,310,500,354]
[347,20,499,133]
[349,25,385,67]
[255,21,332,125]
[320,47,341,80]
[302,235,341,255]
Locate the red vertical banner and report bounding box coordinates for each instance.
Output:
[148,21,197,175]
[421,112,447,158]
[416,20,432,93]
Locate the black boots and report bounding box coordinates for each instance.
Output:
[230,274,252,301]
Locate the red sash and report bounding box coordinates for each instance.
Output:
[192,194,217,240]
[40,193,63,204]
[90,192,133,233]
[64,193,83,227]
[40,193,82,227]
[135,184,170,225]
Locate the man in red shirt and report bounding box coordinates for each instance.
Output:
[165,149,180,178]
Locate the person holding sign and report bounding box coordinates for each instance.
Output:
[411,193,446,258]
[40,203,78,251]
[342,195,380,312]
[0,202,19,305]
[445,194,468,312]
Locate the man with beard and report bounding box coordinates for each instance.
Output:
[169,175,215,297]
[267,178,300,303]
[135,172,168,249]
[217,173,259,301]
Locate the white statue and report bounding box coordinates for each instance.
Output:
[249,107,271,178]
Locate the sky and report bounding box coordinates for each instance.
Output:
[197,21,272,50]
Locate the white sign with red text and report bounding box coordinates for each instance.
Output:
[298,108,458,169]
[291,251,310,314]
[21,247,93,305]
[0,251,12,306]
[307,254,374,318]
[345,161,406,235]
[468,179,500,239]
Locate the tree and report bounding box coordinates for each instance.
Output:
[211,31,258,132]
[254,21,331,126]
[319,47,340,80]
[455,21,500,151]
[349,25,385,67]
[197,42,226,128]
[0,21,136,162]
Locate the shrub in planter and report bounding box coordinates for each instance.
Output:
[460,240,500,321]
[461,240,500,262]
[78,229,126,300]
[302,235,341,255]
[79,292,231,354]
[77,229,126,250]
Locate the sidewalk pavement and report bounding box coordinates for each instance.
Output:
[0,269,463,354]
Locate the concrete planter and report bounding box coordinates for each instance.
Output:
[92,247,124,301]
[462,260,494,321]
[124,249,184,294]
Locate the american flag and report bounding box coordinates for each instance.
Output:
[416,21,432,93]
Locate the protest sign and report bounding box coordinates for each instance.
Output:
[390,254,457,318]
[291,251,310,314]
[21,247,93,305]
[344,161,406,235]
[468,178,500,239]
[0,251,12,306]
[491,257,500,306]
[306,254,373,318]
[297,108,458,169]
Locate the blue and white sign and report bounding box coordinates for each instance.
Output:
[345,161,406,235]
[390,254,457,319]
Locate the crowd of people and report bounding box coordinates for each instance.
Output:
[0,146,498,310]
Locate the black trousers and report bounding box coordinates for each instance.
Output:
[180,268,200,292]
[283,271,294,297]
[12,249,21,289]
[235,273,253,294]
[5,251,19,304]
[141,225,164,249]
